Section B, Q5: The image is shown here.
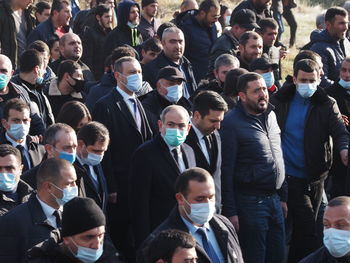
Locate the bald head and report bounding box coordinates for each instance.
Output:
[0,55,13,71]
[59,33,83,61]
[180,0,199,12]
[0,55,13,90]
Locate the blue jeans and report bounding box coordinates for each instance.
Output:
[237,193,286,263]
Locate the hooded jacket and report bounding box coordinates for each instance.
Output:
[310,29,350,88]
[103,0,143,58]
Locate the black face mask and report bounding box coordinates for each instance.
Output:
[69,76,85,92]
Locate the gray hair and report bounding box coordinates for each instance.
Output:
[162,27,184,42]
[160,105,190,123]
[214,54,240,70]
[316,11,326,29]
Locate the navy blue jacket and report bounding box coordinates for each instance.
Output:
[177,10,217,83]
[220,101,285,217]
[298,246,350,263]
[310,29,350,88]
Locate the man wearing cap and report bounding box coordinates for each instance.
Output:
[208,9,259,75]
[26,197,118,262]
[250,55,279,95]
[232,0,272,23]
[129,105,196,249]
[138,0,161,41]
[0,158,78,263]
[141,66,192,130]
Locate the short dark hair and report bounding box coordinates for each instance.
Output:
[192,90,227,117]
[114,56,138,73]
[3,98,30,121]
[43,123,75,146]
[328,196,350,208]
[28,40,50,54]
[35,1,51,14]
[198,0,220,13]
[239,31,261,46]
[257,18,278,33]
[95,4,111,17]
[293,59,320,77]
[236,72,263,93]
[293,50,322,68]
[77,121,110,146]
[56,101,92,131]
[51,0,70,16]
[37,158,74,189]
[325,7,347,23]
[57,60,81,84]
[224,68,249,96]
[97,0,110,4]
[175,167,212,197]
[157,22,177,40]
[19,49,43,73]
[146,230,196,263]
[111,47,136,65]
[47,38,59,51]
[0,144,21,165]
[142,38,162,53]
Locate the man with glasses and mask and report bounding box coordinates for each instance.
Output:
[0,158,78,263]
[46,60,85,118]
[138,167,244,263]
[93,56,153,262]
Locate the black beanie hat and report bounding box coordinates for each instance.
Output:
[62,197,106,237]
[141,0,158,8]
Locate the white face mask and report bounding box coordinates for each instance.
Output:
[324,228,350,258]
[182,195,216,225]
[83,152,104,166]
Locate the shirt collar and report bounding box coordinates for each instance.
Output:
[117,86,136,101]
[181,215,210,233]
[190,121,206,141]
[160,133,180,152]
[5,132,26,148]
[36,194,60,219]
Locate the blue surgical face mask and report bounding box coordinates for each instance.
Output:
[121,73,142,93]
[182,195,216,225]
[83,152,104,166]
[71,237,104,263]
[296,82,317,98]
[225,15,231,26]
[7,123,30,141]
[56,148,76,164]
[50,183,78,206]
[36,76,44,85]
[127,21,138,28]
[262,71,275,88]
[163,128,187,147]
[165,85,183,103]
[324,228,350,258]
[339,79,350,90]
[0,73,9,90]
[0,173,17,192]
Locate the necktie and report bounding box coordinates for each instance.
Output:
[16,145,29,171]
[53,210,62,228]
[196,228,221,263]
[203,135,213,164]
[129,98,141,131]
[172,148,179,164]
[84,164,100,192]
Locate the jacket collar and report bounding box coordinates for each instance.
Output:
[236,99,274,118]
[48,78,83,99]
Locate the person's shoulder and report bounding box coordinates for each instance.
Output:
[298,246,332,263]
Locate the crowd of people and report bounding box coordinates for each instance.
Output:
[1,0,350,262]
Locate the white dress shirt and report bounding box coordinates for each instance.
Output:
[36,195,61,228]
[6,133,31,169]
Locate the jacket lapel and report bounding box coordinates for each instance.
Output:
[28,194,56,229]
[187,128,211,169]
[155,134,180,174]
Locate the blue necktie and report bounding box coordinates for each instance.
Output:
[196,227,221,263]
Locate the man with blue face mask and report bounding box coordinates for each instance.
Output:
[26,197,118,263]
[93,56,153,261]
[0,144,33,216]
[130,105,196,249]
[141,66,192,130]
[76,122,110,212]
[270,59,349,262]
[1,98,45,173]
[139,167,244,263]
[299,196,350,262]
[0,158,78,263]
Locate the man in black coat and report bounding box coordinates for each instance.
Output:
[232,0,272,23]
[130,105,196,249]
[270,59,349,262]
[93,56,153,261]
[142,27,197,99]
[138,167,244,263]
[141,66,192,130]
[185,91,227,212]
[0,144,33,216]
[0,158,78,263]
[1,98,45,172]
[75,122,109,212]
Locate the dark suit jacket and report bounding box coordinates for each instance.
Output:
[92,88,153,213]
[0,132,45,172]
[138,207,244,263]
[129,133,196,248]
[73,160,108,212]
[185,128,222,211]
[0,193,57,263]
